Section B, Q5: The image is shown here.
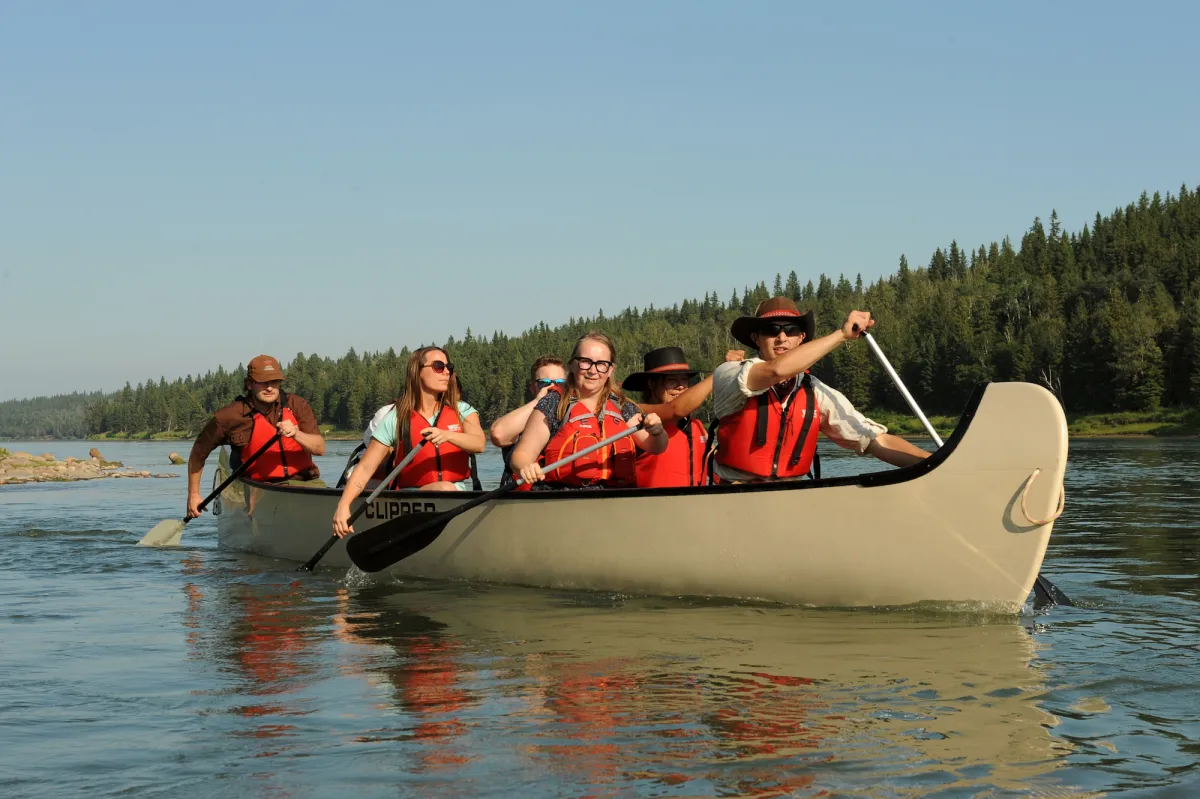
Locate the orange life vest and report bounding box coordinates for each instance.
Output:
[242,402,315,482]
[542,392,637,487]
[635,417,707,487]
[716,374,820,480]
[391,405,472,488]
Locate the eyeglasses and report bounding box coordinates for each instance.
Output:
[572,357,614,374]
[421,360,455,374]
[758,322,803,338]
[534,378,567,388]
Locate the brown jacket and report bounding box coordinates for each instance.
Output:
[188,393,322,479]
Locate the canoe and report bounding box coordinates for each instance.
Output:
[215,380,1068,610]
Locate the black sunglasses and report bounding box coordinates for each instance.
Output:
[421,360,455,374]
[758,322,804,337]
[534,378,567,388]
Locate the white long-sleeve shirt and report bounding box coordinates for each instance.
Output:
[711,359,887,482]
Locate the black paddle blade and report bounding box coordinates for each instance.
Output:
[346,512,448,573]
[1032,574,1074,608]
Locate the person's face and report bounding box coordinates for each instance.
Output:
[419,350,453,393]
[252,380,282,404]
[571,340,614,393]
[530,363,567,395]
[651,374,690,404]
[754,322,806,362]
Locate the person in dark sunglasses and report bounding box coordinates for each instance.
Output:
[333,346,487,536]
[488,355,568,482]
[710,296,930,485]
[510,331,668,489]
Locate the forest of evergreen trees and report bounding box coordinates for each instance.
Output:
[3,184,1199,440]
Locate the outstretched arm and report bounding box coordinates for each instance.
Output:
[745,312,873,392]
[638,350,744,423]
[866,434,929,468]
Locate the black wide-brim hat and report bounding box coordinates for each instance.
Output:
[621,346,704,393]
[730,296,815,349]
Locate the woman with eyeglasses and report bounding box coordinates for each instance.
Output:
[509,332,668,489]
[333,347,486,536]
[711,296,929,485]
[488,355,567,483]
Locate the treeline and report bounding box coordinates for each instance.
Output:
[3,183,1199,440]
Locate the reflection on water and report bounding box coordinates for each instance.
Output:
[1,437,1198,797]
[176,565,1073,797]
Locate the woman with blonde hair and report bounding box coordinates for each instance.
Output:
[333,346,485,537]
[510,332,667,489]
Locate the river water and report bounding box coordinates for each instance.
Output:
[1,437,1197,798]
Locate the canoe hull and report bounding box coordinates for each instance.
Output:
[216,381,1068,610]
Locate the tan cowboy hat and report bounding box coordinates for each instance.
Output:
[729,296,815,348]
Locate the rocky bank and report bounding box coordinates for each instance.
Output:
[0,451,179,486]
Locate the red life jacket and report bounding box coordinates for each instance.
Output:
[716,374,820,480]
[543,392,637,487]
[242,401,316,482]
[391,405,472,488]
[635,417,707,488]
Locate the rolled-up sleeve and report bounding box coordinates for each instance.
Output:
[713,360,763,419]
[812,376,887,455]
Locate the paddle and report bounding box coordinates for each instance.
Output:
[347,422,644,573]
[296,438,429,572]
[859,328,1075,607]
[137,432,283,547]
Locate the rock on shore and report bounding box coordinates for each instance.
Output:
[0,451,180,486]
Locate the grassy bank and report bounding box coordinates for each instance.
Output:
[871,407,1200,438]
[88,430,195,441]
[318,426,365,441]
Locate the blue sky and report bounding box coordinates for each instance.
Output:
[2,1,1197,400]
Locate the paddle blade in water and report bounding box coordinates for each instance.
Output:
[138,519,186,547]
[1032,574,1074,608]
[346,512,446,573]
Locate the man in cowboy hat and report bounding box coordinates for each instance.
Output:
[186,354,326,517]
[711,298,928,483]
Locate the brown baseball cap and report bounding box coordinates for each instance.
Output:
[247,354,287,382]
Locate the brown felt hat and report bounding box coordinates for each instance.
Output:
[729,296,816,349]
[247,354,286,382]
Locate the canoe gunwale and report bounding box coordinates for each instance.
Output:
[234,383,986,500]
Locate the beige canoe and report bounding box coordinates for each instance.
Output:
[215,381,1068,610]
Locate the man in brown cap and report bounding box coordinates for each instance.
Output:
[711,297,928,483]
[186,354,326,517]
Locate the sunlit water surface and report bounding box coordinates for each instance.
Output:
[1,438,1197,797]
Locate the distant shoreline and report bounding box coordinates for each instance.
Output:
[5,408,1197,443]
